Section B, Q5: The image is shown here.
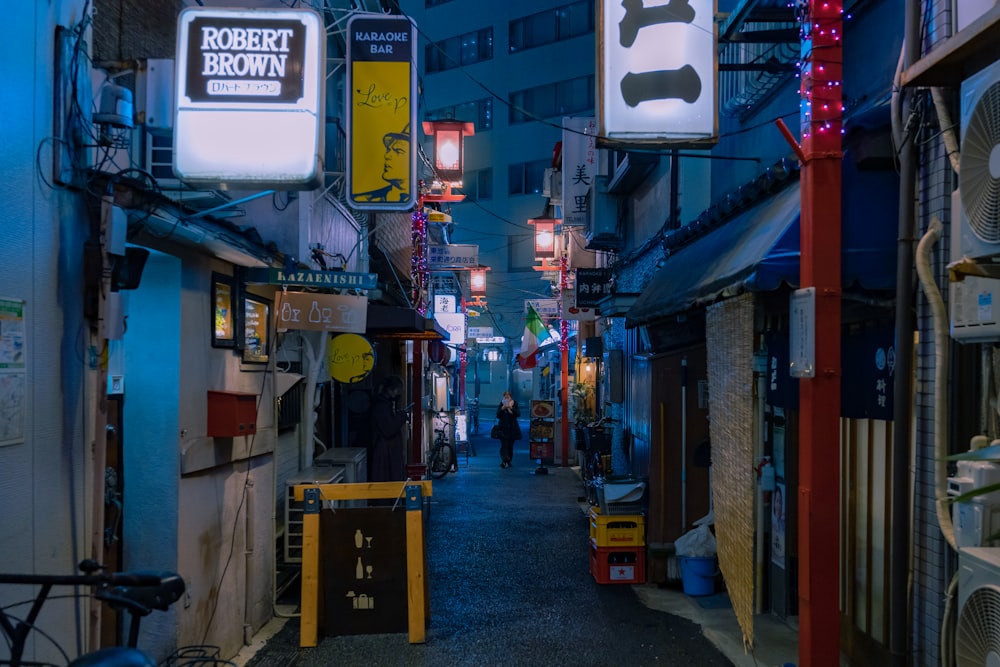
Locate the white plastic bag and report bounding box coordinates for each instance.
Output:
[673,523,717,558]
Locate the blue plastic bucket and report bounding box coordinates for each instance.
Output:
[680,556,716,596]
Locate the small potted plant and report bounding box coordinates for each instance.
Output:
[571,382,595,450]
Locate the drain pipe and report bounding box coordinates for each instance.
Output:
[889,2,920,663]
[915,218,959,667]
[914,217,957,552]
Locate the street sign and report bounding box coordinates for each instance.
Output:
[246,267,378,290]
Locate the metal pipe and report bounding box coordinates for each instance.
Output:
[680,357,687,532]
[889,1,920,663]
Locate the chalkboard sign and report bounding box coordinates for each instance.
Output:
[320,508,407,636]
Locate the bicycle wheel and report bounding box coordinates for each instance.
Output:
[428,444,450,479]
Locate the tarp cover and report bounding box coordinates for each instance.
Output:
[627,167,897,327]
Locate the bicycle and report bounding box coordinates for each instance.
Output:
[427,428,456,480]
[0,559,186,667]
[580,416,616,506]
[467,397,480,436]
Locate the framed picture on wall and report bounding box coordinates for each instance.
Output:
[211,273,236,348]
[241,294,271,364]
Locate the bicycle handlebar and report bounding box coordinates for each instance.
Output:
[0,561,175,590]
[0,562,185,618]
[0,561,187,662]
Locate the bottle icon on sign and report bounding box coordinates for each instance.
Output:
[356,557,364,580]
[309,302,321,322]
[354,529,363,549]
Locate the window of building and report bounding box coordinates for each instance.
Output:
[426,28,493,73]
[509,0,595,53]
[508,159,550,196]
[458,168,492,202]
[426,98,493,132]
[509,75,594,124]
[509,232,537,271]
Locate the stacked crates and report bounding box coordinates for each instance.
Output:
[589,506,646,584]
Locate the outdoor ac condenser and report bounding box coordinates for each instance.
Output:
[950,57,1000,342]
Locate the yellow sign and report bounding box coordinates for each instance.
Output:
[346,15,417,210]
[328,333,376,384]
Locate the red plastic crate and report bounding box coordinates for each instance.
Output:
[589,541,646,585]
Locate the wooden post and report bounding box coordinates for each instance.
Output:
[299,487,322,647]
[404,484,427,643]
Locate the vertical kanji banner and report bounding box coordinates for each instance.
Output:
[346,15,417,210]
[562,117,597,227]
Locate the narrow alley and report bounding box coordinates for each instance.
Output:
[241,429,744,667]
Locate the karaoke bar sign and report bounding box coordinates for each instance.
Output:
[600,0,717,144]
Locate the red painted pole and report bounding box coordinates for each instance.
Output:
[560,253,570,465]
[796,1,842,664]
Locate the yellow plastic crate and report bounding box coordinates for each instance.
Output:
[589,506,645,547]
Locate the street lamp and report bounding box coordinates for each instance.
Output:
[533,219,556,259]
[422,120,475,185]
[470,267,487,297]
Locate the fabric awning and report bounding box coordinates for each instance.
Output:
[366,304,447,339]
[626,168,897,327]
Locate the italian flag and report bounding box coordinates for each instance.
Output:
[516,304,551,369]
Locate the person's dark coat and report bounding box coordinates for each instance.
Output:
[495,398,522,465]
[495,400,522,440]
[370,394,407,482]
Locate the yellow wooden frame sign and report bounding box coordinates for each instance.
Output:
[293,481,433,646]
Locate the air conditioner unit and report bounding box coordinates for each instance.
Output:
[954,58,1000,263]
[950,273,1000,341]
[587,176,624,251]
[954,0,998,33]
[956,547,1000,666]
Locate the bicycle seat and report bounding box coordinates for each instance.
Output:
[67,647,155,667]
[97,572,185,616]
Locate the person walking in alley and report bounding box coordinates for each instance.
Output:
[495,391,521,468]
[370,376,409,482]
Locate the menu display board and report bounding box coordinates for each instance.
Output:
[242,295,270,364]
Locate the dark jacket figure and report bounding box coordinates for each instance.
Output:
[370,377,408,482]
[496,391,521,468]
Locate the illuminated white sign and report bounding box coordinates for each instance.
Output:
[435,294,457,313]
[562,117,598,227]
[174,8,324,188]
[600,0,717,144]
[434,313,466,346]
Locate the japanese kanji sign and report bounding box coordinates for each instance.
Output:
[562,117,598,227]
[599,0,717,145]
[428,244,479,268]
[575,268,612,308]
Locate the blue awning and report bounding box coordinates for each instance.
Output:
[626,166,898,327]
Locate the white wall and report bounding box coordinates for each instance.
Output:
[0,1,93,663]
